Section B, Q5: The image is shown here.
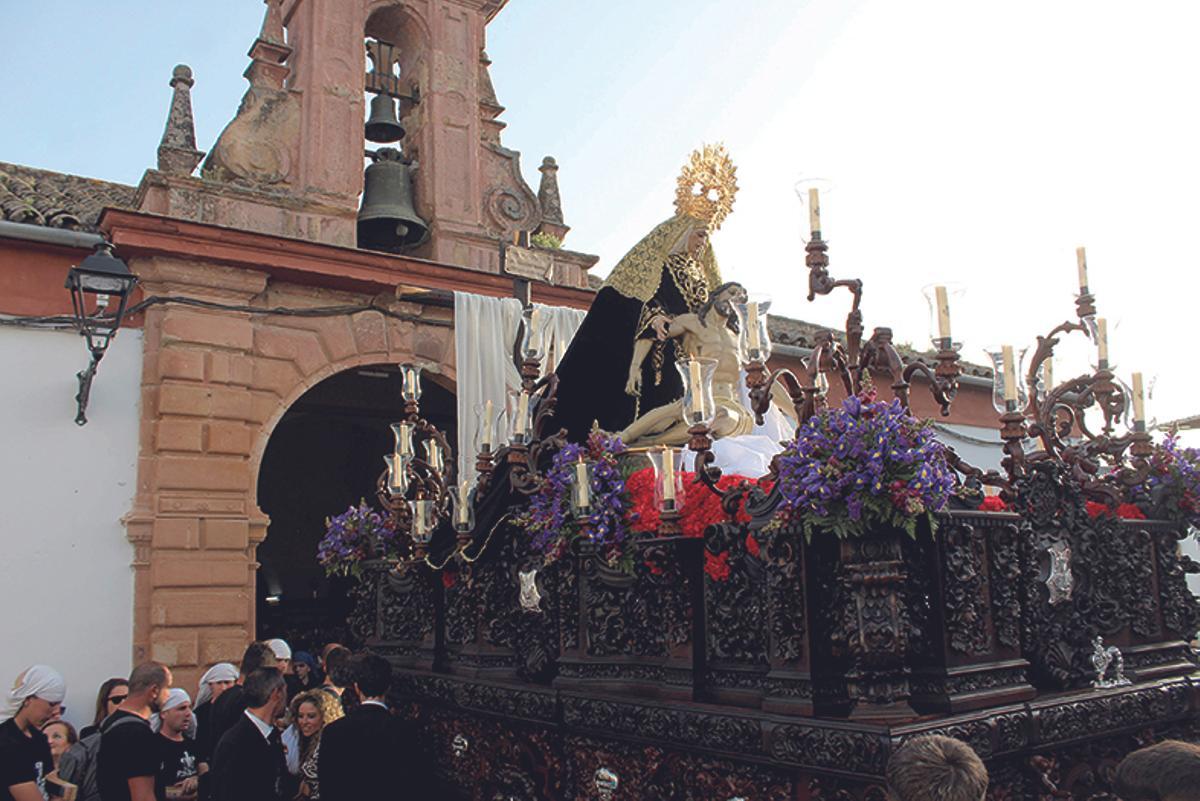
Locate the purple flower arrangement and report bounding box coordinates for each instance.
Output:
[521,430,634,561]
[317,500,401,577]
[1135,435,1200,531]
[775,390,955,539]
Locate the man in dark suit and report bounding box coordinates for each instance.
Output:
[318,653,428,801]
[209,668,286,801]
[204,641,275,759]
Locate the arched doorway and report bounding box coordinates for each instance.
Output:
[254,364,456,648]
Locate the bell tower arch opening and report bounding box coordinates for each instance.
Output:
[254,363,456,646]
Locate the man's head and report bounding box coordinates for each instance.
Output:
[323,646,352,689]
[159,688,192,737]
[698,281,746,331]
[1114,740,1200,801]
[886,735,988,801]
[264,638,292,674]
[128,662,172,713]
[240,642,276,678]
[349,653,391,701]
[8,665,67,729]
[242,667,286,720]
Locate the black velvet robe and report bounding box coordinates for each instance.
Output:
[547,261,695,443]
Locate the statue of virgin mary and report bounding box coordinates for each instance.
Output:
[547,145,739,443]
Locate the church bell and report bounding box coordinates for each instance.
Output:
[364,93,405,143]
[358,148,429,252]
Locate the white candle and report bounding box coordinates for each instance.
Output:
[384,454,404,494]
[482,399,494,449]
[808,188,821,234]
[424,440,443,473]
[934,285,951,341]
[575,458,590,508]
[457,480,471,525]
[1132,372,1145,423]
[1002,345,1017,402]
[661,447,676,502]
[514,392,529,437]
[404,368,417,397]
[527,307,541,355]
[747,302,761,353]
[688,358,703,421]
[393,422,414,458]
[1076,246,1088,293]
[1097,318,1109,364]
[1043,358,1054,393]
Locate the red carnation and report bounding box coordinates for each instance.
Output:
[1115,503,1147,520]
[1086,501,1111,519]
[978,496,1009,512]
[704,550,731,582]
[442,570,457,589]
[745,533,761,558]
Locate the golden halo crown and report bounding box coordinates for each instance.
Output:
[674,143,738,232]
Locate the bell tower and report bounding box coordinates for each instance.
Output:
[137,0,593,284]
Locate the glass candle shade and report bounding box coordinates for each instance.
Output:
[475,400,504,453]
[520,305,548,362]
[648,446,685,513]
[409,498,436,544]
[400,363,422,403]
[676,357,718,426]
[921,283,965,351]
[793,177,834,242]
[452,480,475,532]
[569,457,594,517]
[391,421,415,459]
[423,439,444,475]
[734,296,773,364]
[985,345,1029,413]
[508,388,533,445]
[383,454,408,497]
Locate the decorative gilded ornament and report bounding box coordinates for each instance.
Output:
[674,143,739,232]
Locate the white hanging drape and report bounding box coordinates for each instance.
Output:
[452,292,585,482]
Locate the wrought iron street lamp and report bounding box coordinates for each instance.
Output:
[64,242,138,425]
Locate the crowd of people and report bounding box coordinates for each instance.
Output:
[2,642,1200,800]
[0,639,429,801]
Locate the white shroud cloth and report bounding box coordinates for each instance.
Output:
[453,292,584,482]
[694,374,796,478]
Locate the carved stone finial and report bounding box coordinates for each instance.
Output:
[535,155,569,243]
[156,64,205,176]
[258,0,285,45]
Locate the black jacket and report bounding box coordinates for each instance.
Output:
[317,703,426,801]
[210,715,284,801]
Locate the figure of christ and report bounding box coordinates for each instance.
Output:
[619,283,756,447]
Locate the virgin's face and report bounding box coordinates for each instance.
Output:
[44,723,70,759]
[686,227,709,255]
[296,702,322,739]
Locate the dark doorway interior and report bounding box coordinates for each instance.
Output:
[255,364,456,650]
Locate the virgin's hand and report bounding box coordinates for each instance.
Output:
[650,314,671,340]
[625,372,642,396]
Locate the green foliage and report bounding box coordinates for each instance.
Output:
[531,231,563,249]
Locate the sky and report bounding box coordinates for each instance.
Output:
[2,0,1198,434]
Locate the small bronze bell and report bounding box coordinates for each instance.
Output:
[364,93,405,143]
[358,148,428,252]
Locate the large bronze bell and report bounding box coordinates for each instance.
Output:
[364,93,404,143]
[358,148,428,252]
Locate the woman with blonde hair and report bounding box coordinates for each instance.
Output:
[288,689,343,799]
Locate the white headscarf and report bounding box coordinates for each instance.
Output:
[195,663,238,707]
[0,665,66,722]
[265,639,292,661]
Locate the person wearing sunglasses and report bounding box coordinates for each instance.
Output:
[79,678,129,740]
[0,664,67,801]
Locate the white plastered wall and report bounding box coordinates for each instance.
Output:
[0,327,141,729]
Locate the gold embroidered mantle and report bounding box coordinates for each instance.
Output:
[602,215,721,304]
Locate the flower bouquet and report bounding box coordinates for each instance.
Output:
[317,500,402,577]
[1132,435,1200,531]
[775,390,955,539]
